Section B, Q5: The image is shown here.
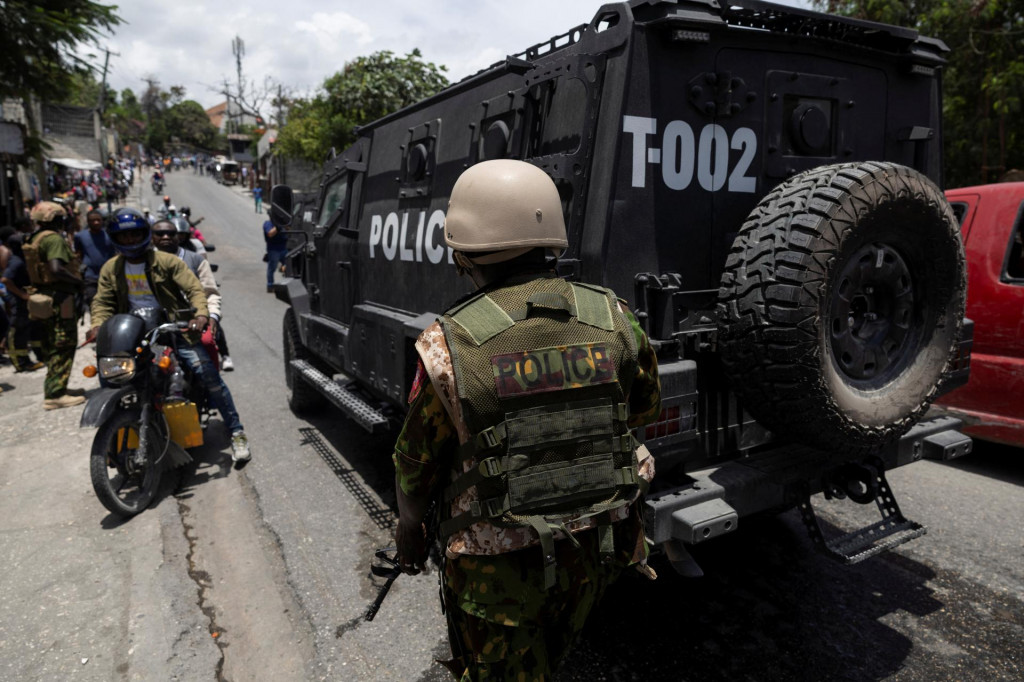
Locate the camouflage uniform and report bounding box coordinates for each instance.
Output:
[394,308,660,681]
[26,230,80,399]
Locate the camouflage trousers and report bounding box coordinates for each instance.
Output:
[440,514,645,681]
[7,313,46,369]
[41,295,78,399]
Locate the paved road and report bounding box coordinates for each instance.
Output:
[0,172,1020,681]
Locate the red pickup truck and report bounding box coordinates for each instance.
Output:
[935,182,1024,446]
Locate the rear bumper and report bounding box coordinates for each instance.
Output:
[930,404,1024,448]
[643,416,971,546]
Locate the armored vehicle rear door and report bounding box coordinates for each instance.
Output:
[707,48,888,277]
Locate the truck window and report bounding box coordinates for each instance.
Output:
[949,202,968,226]
[319,173,348,228]
[1005,202,1024,281]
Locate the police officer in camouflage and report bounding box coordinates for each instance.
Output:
[24,201,85,409]
[393,160,661,681]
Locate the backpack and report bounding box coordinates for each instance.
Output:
[23,230,82,287]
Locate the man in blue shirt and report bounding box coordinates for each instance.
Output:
[263,219,288,293]
[74,210,116,320]
[253,186,263,214]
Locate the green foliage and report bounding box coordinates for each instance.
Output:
[65,69,104,108]
[0,0,121,102]
[277,49,449,163]
[166,100,218,149]
[815,0,1024,187]
[146,118,167,154]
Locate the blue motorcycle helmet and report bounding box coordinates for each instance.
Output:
[107,207,152,258]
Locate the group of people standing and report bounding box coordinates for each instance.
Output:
[0,196,251,463]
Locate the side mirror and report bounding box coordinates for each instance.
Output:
[269,185,294,229]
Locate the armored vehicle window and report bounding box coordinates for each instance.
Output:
[319,173,348,228]
[525,76,587,157]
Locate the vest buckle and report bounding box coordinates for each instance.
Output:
[477,426,501,451]
[480,457,503,478]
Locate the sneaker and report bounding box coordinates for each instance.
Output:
[231,431,251,463]
[15,361,45,373]
[221,356,235,371]
[43,394,86,410]
[266,285,274,293]
[64,387,86,396]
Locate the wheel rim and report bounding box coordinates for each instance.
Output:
[829,242,917,387]
[102,422,157,510]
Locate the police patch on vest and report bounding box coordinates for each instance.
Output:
[491,343,617,397]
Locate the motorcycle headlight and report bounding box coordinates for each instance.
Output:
[99,356,136,382]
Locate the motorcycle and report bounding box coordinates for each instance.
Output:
[152,177,164,194]
[80,308,206,517]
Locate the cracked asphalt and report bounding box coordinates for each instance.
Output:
[0,173,1020,681]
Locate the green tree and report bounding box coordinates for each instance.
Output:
[166,100,218,149]
[104,87,144,145]
[65,69,104,108]
[816,0,1024,187]
[0,0,121,102]
[277,49,448,163]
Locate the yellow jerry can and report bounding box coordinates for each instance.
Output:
[163,401,204,448]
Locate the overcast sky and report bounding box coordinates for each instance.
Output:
[80,0,810,113]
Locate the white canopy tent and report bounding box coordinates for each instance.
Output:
[48,157,103,171]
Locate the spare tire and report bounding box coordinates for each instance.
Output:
[717,162,966,452]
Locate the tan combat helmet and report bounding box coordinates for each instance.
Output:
[30,201,66,225]
[445,160,568,265]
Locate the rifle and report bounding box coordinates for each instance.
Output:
[365,499,438,622]
[364,549,401,622]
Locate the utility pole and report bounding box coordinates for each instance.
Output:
[276,84,284,129]
[232,36,245,133]
[96,47,120,112]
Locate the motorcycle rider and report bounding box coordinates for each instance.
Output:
[87,208,252,464]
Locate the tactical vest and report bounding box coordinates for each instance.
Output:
[438,276,642,587]
[23,230,81,288]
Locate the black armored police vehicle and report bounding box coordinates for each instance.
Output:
[269,0,973,572]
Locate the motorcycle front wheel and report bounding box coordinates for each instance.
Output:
[89,409,165,518]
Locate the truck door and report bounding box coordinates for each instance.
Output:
[313,168,357,323]
[961,193,1024,428]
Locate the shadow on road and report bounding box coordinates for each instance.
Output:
[563,512,943,682]
[174,425,236,500]
[294,410,401,527]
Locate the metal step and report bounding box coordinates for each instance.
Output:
[798,460,925,565]
[290,359,390,433]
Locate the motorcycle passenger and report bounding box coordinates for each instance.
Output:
[87,208,252,464]
[179,207,208,246]
[154,218,233,370]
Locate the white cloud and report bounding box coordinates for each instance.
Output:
[81,0,814,111]
[295,12,374,52]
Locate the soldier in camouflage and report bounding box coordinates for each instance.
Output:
[23,202,85,410]
[393,160,661,681]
